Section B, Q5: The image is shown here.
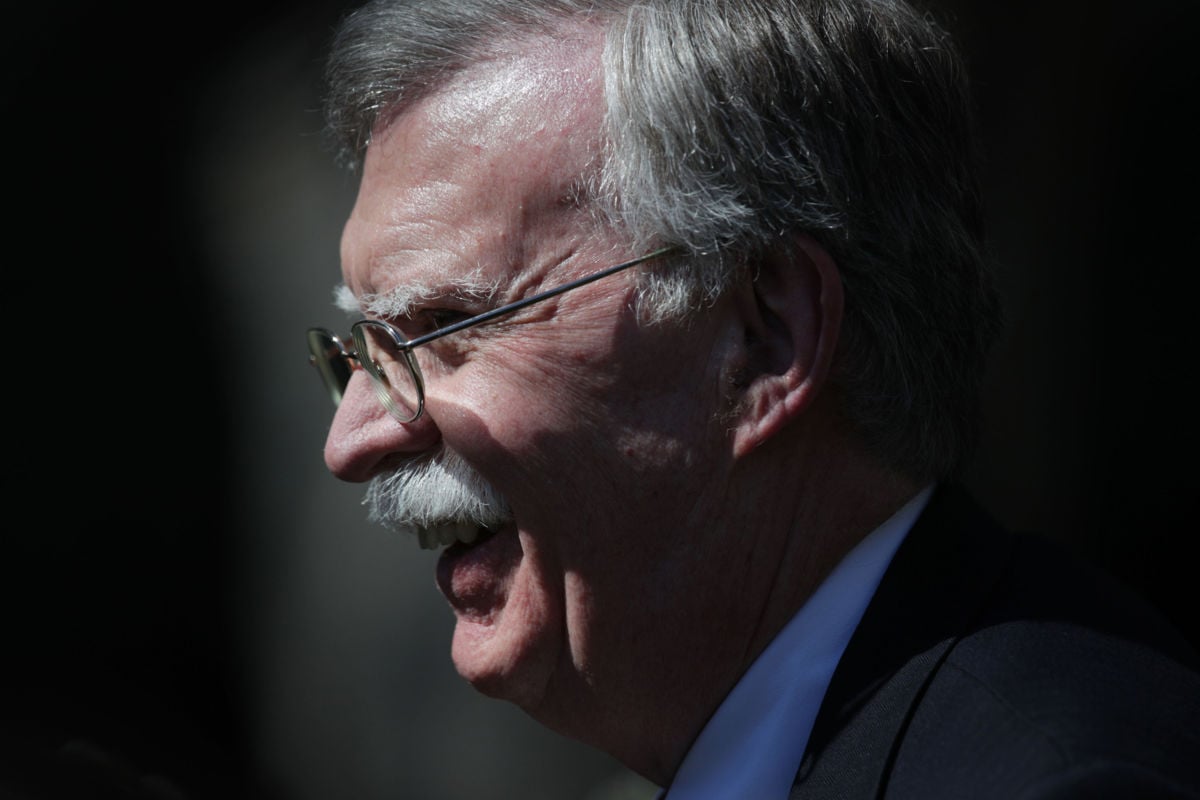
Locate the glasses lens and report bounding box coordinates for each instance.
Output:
[351,322,424,422]
[306,328,353,406]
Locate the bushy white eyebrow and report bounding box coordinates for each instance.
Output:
[333,284,359,315]
[332,269,504,319]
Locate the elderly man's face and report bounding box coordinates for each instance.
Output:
[325,32,758,769]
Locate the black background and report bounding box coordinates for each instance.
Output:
[4,1,1198,797]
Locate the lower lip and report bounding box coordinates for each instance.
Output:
[435,524,521,616]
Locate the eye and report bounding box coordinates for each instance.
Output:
[427,308,472,331]
[384,308,470,340]
[388,308,477,343]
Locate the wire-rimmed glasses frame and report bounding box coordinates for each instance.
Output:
[307,247,677,423]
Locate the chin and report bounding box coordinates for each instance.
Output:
[448,598,565,712]
[439,529,566,712]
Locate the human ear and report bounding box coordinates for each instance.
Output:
[728,233,843,458]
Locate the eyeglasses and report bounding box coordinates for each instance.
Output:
[307,247,676,423]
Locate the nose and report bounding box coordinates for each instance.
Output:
[324,370,442,482]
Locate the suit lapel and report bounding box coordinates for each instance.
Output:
[790,485,1015,799]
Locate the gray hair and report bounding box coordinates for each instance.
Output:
[323,0,1002,482]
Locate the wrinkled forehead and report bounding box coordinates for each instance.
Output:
[346,25,615,298]
[428,29,605,140]
[367,23,608,184]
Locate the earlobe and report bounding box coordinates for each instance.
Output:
[730,234,843,458]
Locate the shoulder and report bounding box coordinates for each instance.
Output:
[891,616,1200,797]
[795,485,1200,799]
[888,519,1200,798]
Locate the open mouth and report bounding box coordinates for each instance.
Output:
[417,521,503,552]
[441,525,502,558]
[434,521,521,615]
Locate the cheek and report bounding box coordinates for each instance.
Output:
[430,314,731,522]
[421,349,616,517]
[552,462,729,699]
[448,336,624,439]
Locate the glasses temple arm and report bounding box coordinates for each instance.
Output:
[402,246,679,349]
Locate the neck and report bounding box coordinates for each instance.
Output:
[570,419,921,786]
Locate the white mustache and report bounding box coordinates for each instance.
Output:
[364,449,512,535]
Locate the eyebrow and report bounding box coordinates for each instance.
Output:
[332,269,504,319]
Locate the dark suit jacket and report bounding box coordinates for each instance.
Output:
[790,484,1200,799]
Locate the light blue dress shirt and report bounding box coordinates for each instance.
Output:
[660,485,935,799]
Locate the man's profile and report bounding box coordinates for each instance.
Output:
[305,0,1200,796]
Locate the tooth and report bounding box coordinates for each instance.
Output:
[410,522,490,551]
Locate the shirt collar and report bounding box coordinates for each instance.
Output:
[661,485,935,800]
